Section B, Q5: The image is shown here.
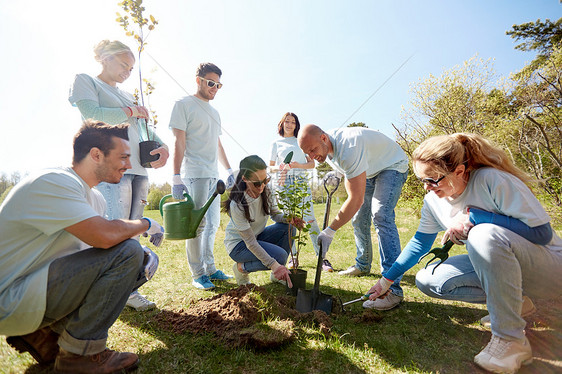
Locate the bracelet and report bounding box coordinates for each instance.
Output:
[141,217,151,230]
[126,107,133,117]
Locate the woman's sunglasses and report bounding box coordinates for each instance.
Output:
[247,175,271,188]
[418,174,447,188]
[199,77,223,89]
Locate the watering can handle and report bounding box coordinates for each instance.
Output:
[159,194,175,217]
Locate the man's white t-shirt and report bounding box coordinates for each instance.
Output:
[0,168,99,335]
[326,127,408,179]
[169,95,222,178]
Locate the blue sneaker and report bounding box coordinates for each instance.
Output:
[192,275,215,290]
[209,270,233,281]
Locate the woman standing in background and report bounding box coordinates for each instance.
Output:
[69,39,169,311]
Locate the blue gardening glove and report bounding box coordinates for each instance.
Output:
[172,174,188,200]
[142,217,164,247]
[317,227,336,258]
[226,168,235,189]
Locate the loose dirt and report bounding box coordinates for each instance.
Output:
[152,284,335,350]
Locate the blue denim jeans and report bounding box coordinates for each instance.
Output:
[96,174,148,220]
[279,174,321,256]
[184,177,221,278]
[40,240,144,355]
[229,223,293,273]
[351,169,407,296]
[416,224,562,341]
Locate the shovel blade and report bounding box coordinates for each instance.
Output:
[295,288,333,315]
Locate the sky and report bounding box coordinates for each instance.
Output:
[0,0,560,185]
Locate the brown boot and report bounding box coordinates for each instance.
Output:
[6,327,59,365]
[54,348,139,373]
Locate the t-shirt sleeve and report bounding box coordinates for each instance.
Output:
[68,74,99,105]
[417,198,445,234]
[475,170,550,227]
[23,173,99,236]
[169,100,188,131]
[270,142,278,163]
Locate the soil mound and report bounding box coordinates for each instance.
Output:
[153,284,334,349]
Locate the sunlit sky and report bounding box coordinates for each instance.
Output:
[0,0,559,184]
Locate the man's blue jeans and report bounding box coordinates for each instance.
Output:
[96,174,149,220]
[184,177,221,278]
[40,240,144,355]
[229,223,293,273]
[351,169,407,296]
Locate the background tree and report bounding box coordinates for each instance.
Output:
[507,18,562,69]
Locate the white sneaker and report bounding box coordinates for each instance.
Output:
[474,335,532,373]
[338,266,368,277]
[481,296,537,328]
[270,272,287,286]
[126,291,156,311]
[362,292,403,311]
[232,263,250,285]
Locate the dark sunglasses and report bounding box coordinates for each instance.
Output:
[247,175,271,188]
[199,76,223,89]
[419,174,447,188]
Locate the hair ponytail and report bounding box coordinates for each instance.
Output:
[413,133,531,186]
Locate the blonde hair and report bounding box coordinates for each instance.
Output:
[412,133,531,186]
[93,40,134,63]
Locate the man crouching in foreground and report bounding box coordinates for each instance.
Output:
[0,119,163,373]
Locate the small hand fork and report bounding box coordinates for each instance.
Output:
[418,240,454,275]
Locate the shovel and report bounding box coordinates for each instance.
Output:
[295,172,341,315]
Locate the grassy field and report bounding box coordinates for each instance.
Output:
[1,203,561,374]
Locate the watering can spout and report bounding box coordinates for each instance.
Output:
[159,180,226,240]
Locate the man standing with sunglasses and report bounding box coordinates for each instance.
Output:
[169,62,235,290]
[298,124,409,310]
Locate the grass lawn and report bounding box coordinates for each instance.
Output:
[1,203,561,374]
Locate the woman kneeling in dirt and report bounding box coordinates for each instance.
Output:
[223,155,305,287]
[363,133,562,374]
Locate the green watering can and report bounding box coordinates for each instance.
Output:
[159,180,226,240]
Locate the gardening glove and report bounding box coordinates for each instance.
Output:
[142,246,159,281]
[367,277,393,300]
[443,210,473,245]
[317,227,336,258]
[322,171,342,187]
[226,168,235,189]
[142,217,164,247]
[277,163,290,186]
[127,105,149,119]
[271,262,293,288]
[172,174,188,200]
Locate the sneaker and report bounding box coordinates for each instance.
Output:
[322,259,334,272]
[287,257,298,270]
[209,269,233,281]
[338,266,368,277]
[362,292,403,311]
[232,263,250,285]
[192,275,215,290]
[481,296,537,328]
[54,348,139,374]
[126,290,156,311]
[6,327,59,365]
[474,335,533,373]
[270,272,287,286]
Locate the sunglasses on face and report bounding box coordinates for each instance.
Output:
[419,174,447,188]
[247,175,271,188]
[199,76,223,89]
